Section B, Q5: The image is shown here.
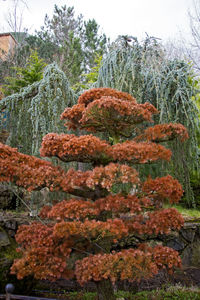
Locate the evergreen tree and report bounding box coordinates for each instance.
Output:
[3,50,46,96]
[35,5,108,86]
[0,63,76,155]
[83,19,107,72]
[0,4,108,93]
[96,36,200,207]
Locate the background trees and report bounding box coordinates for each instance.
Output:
[0,88,188,300]
[3,50,46,96]
[0,4,108,90]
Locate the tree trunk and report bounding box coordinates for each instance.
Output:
[96,279,116,300]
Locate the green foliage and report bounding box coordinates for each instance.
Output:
[34,287,200,300]
[96,35,200,207]
[3,50,47,96]
[83,53,102,85]
[0,5,108,93]
[73,53,103,91]
[34,5,108,87]
[164,203,200,219]
[133,288,200,300]
[83,19,107,71]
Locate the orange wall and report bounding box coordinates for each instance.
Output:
[0,34,17,60]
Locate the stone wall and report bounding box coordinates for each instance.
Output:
[0,212,34,293]
[0,213,200,293]
[164,221,200,267]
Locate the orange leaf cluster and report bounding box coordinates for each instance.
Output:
[40,133,172,165]
[126,208,184,235]
[61,88,158,133]
[54,218,128,241]
[78,98,158,132]
[40,133,111,163]
[1,143,142,195]
[135,123,189,142]
[142,175,183,204]
[60,104,85,130]
[75,245,181,285]
[11,222,73,280]
[144,208,184,235]
[0,143,65,191]
[41,199,99,220]
[60,87,137,131]
[40,194,152,221]
[85,163,139,191]
[77,87,137,106]
[95,194,152,214]
[11,246,73,281]
[111,141,171,163]
[59,163,139,194]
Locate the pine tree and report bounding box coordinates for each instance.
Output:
[0,88,188,299]
[3,50,46,96]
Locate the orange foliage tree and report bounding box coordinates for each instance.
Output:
[0,88,189,300]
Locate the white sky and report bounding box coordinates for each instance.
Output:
[0,0,196,42]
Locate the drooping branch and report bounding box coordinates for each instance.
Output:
[0,63,76,155]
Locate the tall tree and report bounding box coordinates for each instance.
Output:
[0,88,188,299]
[96,36,200,207]
[83,19,107,72]
[3,49,46,96]
[0,4,108,94]
[35,5,107,86]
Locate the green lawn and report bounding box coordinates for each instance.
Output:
[164,203,200,220]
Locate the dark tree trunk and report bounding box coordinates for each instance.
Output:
[96,279,116,300]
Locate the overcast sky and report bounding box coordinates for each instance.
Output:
[0,0,196,42]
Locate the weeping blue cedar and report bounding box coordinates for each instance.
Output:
[0,63,77,156]
[95,36,200,207]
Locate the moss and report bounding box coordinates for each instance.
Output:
[191,241,200,267]
[0,227,35,294]
[0,227,20,260]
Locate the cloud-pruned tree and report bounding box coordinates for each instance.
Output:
[0,88,188,300]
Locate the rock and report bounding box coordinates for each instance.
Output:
[181,245,193,266]
[166,237,186,251]
[180,228,195,243]
[0,227,10,247]
[5,220,17,231]
[191,240,200,267]
[0,183,16,210]
[196,225,200,237]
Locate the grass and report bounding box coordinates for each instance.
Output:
[36,286,200,300]
[164,203,200,220]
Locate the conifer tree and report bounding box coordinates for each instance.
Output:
[3,50,46,96]
[0,88,188,300]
